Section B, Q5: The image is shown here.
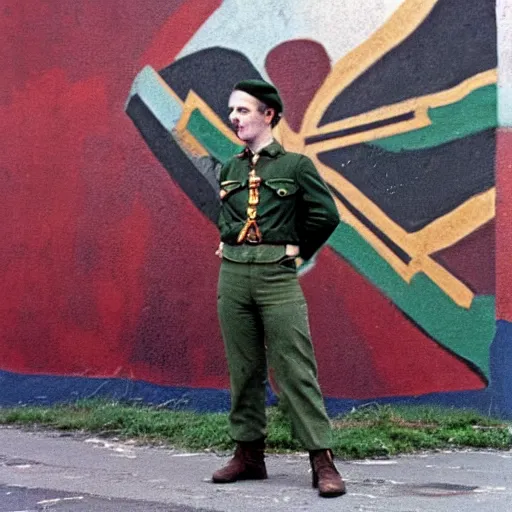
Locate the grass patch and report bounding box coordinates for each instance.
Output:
[331,404,510,458]
[0,400,509,459]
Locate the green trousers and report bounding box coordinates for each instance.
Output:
[217,258,332,450]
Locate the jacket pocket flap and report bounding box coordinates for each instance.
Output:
[264,178,298,197]
[220,180,244,198]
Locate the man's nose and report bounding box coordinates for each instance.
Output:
[229,111,238,124]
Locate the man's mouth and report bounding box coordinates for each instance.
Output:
[232,123,245,139]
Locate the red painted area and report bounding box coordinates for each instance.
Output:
[0,0,227,389]
[265,40,332,132]
[301,249,486,399]
[496,129,512,321]
[432,219,495,295]
[0,0,185,101]
[121,175,228,389]
[139,0,222,70]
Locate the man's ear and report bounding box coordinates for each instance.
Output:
[264,108,275,125]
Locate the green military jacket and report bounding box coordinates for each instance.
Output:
[217,141,339,261]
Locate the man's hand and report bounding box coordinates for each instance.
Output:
[285,244,299,257]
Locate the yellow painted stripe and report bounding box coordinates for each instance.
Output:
[300,0,440,135]
[408,189,495,256]
[313,155,480,308]
[176,90,241,145]
[303,69,497,150]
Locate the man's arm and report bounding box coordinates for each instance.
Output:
[296,156,340,261]
[215,160,230,258]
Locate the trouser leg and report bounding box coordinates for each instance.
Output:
[217,260,267,441]
[256,263,332,450]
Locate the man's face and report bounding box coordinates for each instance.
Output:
[228,90,272,145]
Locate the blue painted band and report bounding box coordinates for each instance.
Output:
[0,369,496,418]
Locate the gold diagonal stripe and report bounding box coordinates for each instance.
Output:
[176,90,241,144]
[313,154,493,308]
[304,69,497,144]
[410,189,495,256]
[300,0,439,135]
[331,196,476,308]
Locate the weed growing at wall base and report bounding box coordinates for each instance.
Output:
[0,400,509,460]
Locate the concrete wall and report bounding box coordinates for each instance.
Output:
[1,0,510,415]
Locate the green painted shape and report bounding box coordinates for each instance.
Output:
[371,84,497,152]
[186,109,243,163]
[327,223,496,377]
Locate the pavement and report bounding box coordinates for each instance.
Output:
[1,427,512,511]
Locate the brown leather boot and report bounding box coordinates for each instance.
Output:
[309,449,346,497]
[212,439,268,483]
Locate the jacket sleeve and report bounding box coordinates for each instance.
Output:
[216,161,229,233]
[296,156,340,261]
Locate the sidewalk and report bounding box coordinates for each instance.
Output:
[0,426,511,511]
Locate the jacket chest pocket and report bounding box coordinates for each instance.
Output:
[263,178,298,198]
[220,180,245,200]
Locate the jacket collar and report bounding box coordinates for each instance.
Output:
[236,141,286,159]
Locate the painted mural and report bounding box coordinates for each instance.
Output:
[491,0,512,416]
[1,0,509,415]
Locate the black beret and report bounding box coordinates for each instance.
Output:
[233,79,283,114]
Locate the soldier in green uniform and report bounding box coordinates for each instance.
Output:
[212,79,346,498]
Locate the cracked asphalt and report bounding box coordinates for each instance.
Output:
[0,427,512,511]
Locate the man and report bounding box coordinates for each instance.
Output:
[213,79,345,498]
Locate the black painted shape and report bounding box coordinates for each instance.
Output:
[126,94,220,223]
[320,0,497,125]
[126,49,264,223]
[329,186,411,263]
[319,129,495,232]
[159,48,263,126]
[305,112,414,145]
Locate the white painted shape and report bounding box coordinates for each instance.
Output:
[499,88,512,127]
[126,66,182,131]
[178,0,406,80]
[497,0,512,126]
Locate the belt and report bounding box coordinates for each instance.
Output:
[222,244,298,263]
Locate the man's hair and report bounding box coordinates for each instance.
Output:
[256,102,281,128]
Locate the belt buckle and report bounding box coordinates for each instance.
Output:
[245,233,262,245]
